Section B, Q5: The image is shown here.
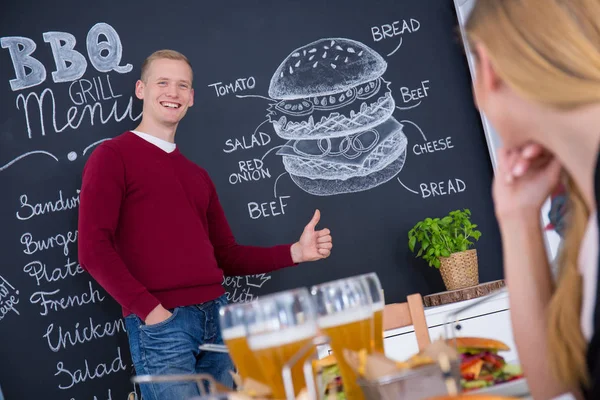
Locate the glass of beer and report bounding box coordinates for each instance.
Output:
[311,278,372,400]
[245,288,318,399]
[218,302,265,384]
[358,273,385,353]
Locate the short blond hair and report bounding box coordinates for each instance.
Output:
[140,49,193,84]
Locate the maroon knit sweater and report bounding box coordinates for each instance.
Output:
[78,131,294,319]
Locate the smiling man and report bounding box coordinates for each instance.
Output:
[77,49,333,400]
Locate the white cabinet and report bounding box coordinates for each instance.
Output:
[383,291,519,363]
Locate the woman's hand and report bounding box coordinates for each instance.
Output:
[493,143,562,222]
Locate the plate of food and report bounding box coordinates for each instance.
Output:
[451,337,528,396]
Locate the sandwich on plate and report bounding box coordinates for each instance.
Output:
[313,354,345,399]
[449,337,524,391]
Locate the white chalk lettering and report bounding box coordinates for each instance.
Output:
[223,276,244,288]
[247,196,290,219]
[400,80,430,103]
[21,229,78,256]
[42,31,88,83]
[44,317,126,352]
[226,286,255,303]
[16,86,141,139]
[0,36,47,91]
[24,258,84,286]
[223,131,271,153]
[1,22,131,92]
[0,276,20,321]
[69,388,113,400]
[412,137,454,155]
[55,346,127,390]
[208,77,256,97]
[229,159,271,184]
[30,281,105,316]
[86,23,132,74]
[420,178,466,198]
[16,189,80,221]
[371,19,421,42]
[69,76,122,105]
[222,274,271,303]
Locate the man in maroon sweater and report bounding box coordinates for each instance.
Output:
[78,49,333,400]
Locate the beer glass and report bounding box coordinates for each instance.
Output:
[245,288,318,399]
[358,273,385,353]
[218,302,265,384]
[311,278,372,400]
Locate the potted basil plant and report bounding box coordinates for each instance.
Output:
[408,209,482,291]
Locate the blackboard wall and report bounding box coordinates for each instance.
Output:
[0,1,502,398]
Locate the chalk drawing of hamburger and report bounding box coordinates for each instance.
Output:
[268,38,408,196]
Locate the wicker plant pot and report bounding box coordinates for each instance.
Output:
[439,249,479,291]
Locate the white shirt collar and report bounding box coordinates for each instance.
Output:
[131,130,176,153]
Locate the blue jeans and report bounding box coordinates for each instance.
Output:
[124,295,235,400]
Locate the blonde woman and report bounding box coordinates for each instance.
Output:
[464,1,600,399]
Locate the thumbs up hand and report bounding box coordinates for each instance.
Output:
[290,209,333,263]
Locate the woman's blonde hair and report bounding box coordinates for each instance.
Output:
[465,0,600,389]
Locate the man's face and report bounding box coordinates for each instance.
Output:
[135,58,195,127]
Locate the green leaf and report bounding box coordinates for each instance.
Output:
[422,239,430,250]
[417,248,423,257]
[442,216,452,224]
[433,258,441,268]
[409,235,417,252]
[441,249,451,257]
[427,247,435,256]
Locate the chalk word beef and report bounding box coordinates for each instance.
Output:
[208,77,256,97]
[400,80,430,104]
[248,196,290,220]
